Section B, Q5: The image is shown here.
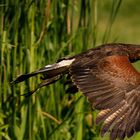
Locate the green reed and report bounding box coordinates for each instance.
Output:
[0,0,129,140]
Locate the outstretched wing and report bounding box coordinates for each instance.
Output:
[70,55,140,140]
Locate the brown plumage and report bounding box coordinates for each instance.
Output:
[11,43,140,140]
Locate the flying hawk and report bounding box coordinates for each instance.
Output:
[11,43,140,140]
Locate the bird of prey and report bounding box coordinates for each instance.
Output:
[11,43,140,140]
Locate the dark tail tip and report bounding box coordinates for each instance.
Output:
[10,74,27,85]
[10,73,36,85]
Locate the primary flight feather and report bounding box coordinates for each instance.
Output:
[11,43,140,140]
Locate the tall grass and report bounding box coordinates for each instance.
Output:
[0,0,132,140]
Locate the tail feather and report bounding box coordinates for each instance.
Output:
[21,75,62,97]
[11,59,75,85]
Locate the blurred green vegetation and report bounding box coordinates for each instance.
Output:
[0,0,140,140]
